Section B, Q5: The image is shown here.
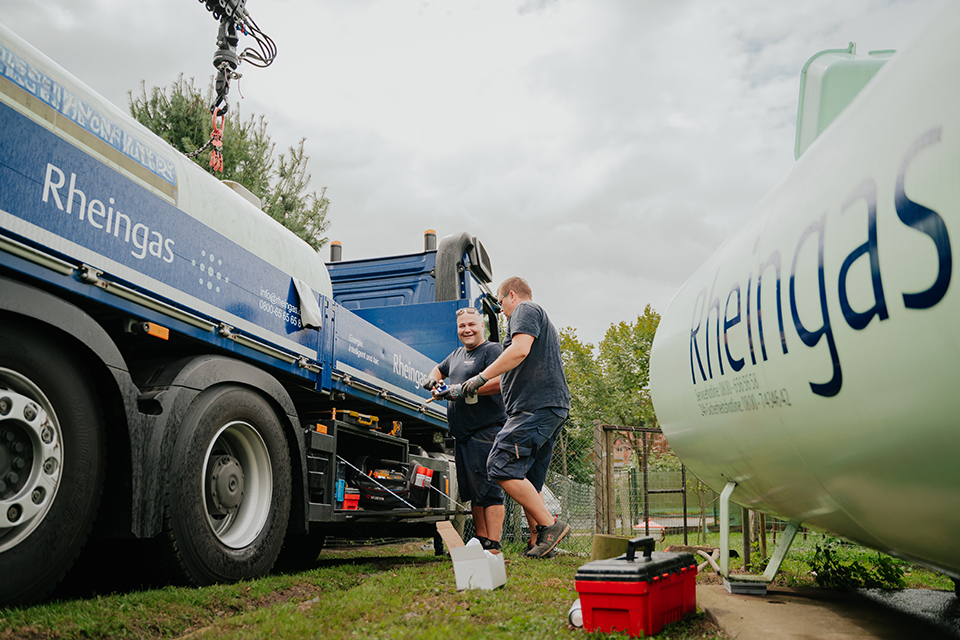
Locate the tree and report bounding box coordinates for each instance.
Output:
[561,305,661,428]
[593,305,661,478]
[560,308,717,535]
[557,327,603,483]
[557,306,662,482]
[558,326,602,436]
[595,304,660,428]
[129,76,330,251]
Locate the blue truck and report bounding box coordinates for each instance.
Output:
[0,23,500,605]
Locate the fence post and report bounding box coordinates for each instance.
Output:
[642,431,649,537]
[560,430,570,529]
[759,513,767,559]
[603,428,617,535]
[681,464,688,545]
[605,427,616,534]
[593,420,604,534]
[742,507,752,571]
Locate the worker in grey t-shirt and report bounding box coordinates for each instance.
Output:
[461,276,571,558]
[424,306,507,552]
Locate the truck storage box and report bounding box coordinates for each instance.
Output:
[331,409,379,429]
[574,537,697,637]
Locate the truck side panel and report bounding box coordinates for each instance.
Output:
[0,97,320,360]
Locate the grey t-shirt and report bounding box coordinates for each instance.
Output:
[438,341,508,441]
[500,301,571,415]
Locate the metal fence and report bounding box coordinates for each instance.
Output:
[462,422,719,556]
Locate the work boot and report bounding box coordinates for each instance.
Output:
[525,518,570,558]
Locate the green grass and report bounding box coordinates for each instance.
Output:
[5,530,951,639]
[0,540,724,640]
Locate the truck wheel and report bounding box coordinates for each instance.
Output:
[0,322,104,606]
[162,385,291,585]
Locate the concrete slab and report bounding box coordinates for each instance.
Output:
[698,585,960,640]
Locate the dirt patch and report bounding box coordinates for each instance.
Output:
[323,540,434,555]
[251,583,322,608]
[0,627,57,640]
[698,570,725,586]
[682,614,728,639]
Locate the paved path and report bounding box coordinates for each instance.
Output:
[698,585,960,639]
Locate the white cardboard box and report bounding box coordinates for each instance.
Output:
[436,521,506,590]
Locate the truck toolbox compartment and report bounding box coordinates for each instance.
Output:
[348,455,412,509]
[331,409,379,429]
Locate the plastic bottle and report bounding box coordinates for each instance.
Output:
[335,461,346,506]
[568,598,583,627]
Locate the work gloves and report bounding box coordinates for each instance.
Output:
[429,374,486,402]
[462,374,487,396]
[434,384,463,401]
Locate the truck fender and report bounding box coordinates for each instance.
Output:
[0,275,140,411]
[0,275,142,532]
[134,355,308,539]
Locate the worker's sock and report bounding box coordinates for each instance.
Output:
[480,537,501,551]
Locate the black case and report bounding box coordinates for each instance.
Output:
[348,455,412,509]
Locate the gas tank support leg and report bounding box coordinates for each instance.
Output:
[719,482,736,579]
[718,481,802,596]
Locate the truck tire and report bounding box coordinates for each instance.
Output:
[0,321,105,606]
[161,385,291,585]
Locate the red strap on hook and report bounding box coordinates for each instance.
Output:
[209,108,225,173]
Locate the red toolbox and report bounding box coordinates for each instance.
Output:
[342,487,360,510]
[574,536,697,637]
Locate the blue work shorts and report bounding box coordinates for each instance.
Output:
[455,424,504,507]
[486,407,568,487]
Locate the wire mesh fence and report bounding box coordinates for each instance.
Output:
[461,422,720,557]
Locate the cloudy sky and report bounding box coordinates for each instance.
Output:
[1,0,950,346]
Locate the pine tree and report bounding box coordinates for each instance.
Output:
[129,76,330,251]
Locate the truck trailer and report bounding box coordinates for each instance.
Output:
[0,22,498,606]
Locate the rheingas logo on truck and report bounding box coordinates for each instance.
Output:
[42,162,176,263]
